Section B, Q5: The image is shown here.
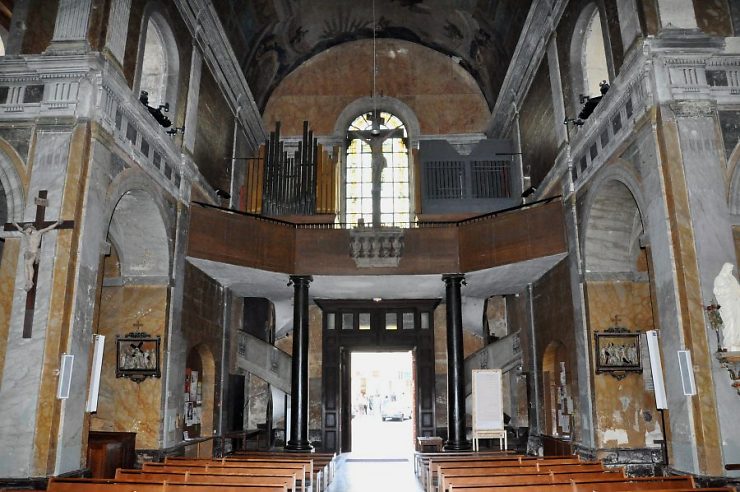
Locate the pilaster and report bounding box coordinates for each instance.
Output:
[47,0,93,54]
[650,101,727,476]
[104,0,132,66]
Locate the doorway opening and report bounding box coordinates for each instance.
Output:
[350,351,414,457]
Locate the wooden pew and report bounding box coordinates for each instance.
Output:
[116,469,295,491]
[226,452,337,490]
[160,458,312,492]
[427,456,583,492]
[446,474,697,491]
[441,470,622,491]
[438,465,611,492]
[142,460,306,492]
[414,451,518,478]
[47,477,287,492]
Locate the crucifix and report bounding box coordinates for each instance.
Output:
[2,190,74,338]
[347,110,405,228]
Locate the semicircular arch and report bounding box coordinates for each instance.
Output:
[104,170,173,279]
[582,165,646,274]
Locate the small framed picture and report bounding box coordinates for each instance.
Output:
[595,331,642,374]
[116,332,161,383]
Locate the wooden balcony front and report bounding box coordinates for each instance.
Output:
[187,198,567,276]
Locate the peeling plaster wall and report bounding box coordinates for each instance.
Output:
[92,284,168,449]
[585,280,661,450]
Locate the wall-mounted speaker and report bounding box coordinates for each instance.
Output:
[645,330,667,409]
[86,335,105,412]
[57,354,74,400]
[677,350,697,396]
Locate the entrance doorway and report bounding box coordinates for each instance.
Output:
[316,299,438,453]
[351,351,414,457]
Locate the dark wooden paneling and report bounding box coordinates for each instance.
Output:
[188,205,295,273]
[293,227,459,275]
[87,432,136,479]
[458,200,567,271]
[189,201,566,275]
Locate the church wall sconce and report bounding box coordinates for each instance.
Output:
[116,331,161,383]
[595,327,642,380]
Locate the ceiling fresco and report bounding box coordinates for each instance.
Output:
[213,0,532,112]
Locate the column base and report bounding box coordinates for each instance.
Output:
[284,440,314,452]
[444,439,472,451]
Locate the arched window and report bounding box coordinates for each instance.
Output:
[345,110,410,227]
[582,9,609,98]
[140,19,167,107]
[135,8,179,114]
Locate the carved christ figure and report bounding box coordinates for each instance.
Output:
[358,133,389,228]
[12,220,61,291]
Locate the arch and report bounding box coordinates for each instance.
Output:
[569,3,612,109]
[333,96,421,146]
[541,341,569,436]
[727,140,740,215]
[104,170,173,279]
[186,344,216,444]
[0,138,27,224]
[582,168,646,274]
[134,3,180,115]
[336,98,420,227]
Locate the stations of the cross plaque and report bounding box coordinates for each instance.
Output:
[2,190,74,338]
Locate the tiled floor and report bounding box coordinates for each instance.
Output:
[326,454,424,492]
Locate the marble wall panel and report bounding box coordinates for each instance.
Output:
[0,240,19,385]
[92,285,168,449]
[263,39,489,137]
[586,280,662,449]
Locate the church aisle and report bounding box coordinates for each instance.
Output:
[326,454,423,492]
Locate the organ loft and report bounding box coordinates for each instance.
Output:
[0,0,739,491]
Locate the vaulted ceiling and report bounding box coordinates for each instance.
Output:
[213,0,532,112]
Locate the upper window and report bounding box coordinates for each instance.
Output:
[582,9,609,98]
[136,8,179,115]
[345,111,410,227]
[140,19,168,108]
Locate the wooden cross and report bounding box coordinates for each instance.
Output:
[132,320,144,331]
[611,314,622,326]
[2,190,74,338]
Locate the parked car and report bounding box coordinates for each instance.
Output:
[381,401,411,421]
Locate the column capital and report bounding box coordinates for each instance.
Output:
[442,273,465,284]
[288,275,313,287]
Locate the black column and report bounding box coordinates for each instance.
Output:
[443,273,471,451]
[285,275,314,452]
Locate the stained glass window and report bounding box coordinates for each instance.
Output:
[345,111,410,227]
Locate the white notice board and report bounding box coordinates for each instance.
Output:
[472,369,503,431]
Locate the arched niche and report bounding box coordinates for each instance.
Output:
[580,173,662,450]
[89,186,172,450]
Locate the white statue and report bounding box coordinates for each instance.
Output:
[12,220,61,292]
[712,262,740,352]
